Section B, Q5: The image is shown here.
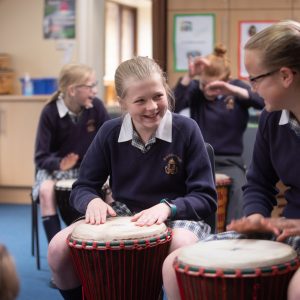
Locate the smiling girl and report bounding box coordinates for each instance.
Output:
[47,56,217,299]
[33,64,109,246]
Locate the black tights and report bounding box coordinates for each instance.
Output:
[59,286,82,300]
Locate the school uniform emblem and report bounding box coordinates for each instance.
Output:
[86,119,96,132]
[164,154,182,175]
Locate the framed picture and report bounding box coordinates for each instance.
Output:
[43,0,76,39]
[239,21,276,79]
[173,14,215,72]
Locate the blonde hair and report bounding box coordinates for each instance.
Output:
[114,56,175,110]
[245,20,300,72]
[0,245,19,300]
[50,63,94,102]
[203,44,231,81]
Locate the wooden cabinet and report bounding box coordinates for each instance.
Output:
[0,95,113,203]
[0,96,47,187]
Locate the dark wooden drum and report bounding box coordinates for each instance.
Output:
[215,173,232,233]
[55,179,82,225]
[174,239,300,300]
[67,216,172,300]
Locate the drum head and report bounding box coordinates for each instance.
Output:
[215,173,231,185]
[177,239,297,270]
[55,179,76,189]
[71,216,167,242]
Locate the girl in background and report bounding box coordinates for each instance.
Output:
[174,44,264,224]
[33,64,109,245]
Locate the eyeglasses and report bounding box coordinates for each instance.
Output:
[249,70,279,87]
[76,81,98,90]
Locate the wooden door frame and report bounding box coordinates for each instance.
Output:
[152,0,167,72]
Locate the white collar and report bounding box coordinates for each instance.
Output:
[56,96,69,118]
[118,110,172,143]
[279,110,290,125]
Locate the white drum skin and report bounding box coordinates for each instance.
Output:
[177,239,297,270]
[55,178,76,190]
[71,216,168,242]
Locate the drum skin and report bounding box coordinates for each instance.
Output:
[174,239,300,300]
[68,217,172,300]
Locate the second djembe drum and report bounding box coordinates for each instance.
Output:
[174,239,300,300]
[68,216,172,300]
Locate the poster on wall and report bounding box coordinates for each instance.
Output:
[239,21,276,79]
[43,0,76,39]
[173,14,215,72]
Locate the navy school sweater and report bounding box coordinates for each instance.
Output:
[70,113,217,220]
[243,109,300,218]
[34,97,110,171]
[174,79,265,156]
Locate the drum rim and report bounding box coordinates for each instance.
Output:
[67,227,172,250]
[216,180,232,187]
[174,256,300,277]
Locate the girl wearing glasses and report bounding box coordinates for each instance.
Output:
[33,64,109,249]
[163,20,300,300]
[174,44,264,226]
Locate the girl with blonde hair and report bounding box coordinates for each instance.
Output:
[47,56,217,299]
[0,245,19,300]
[33,63,109,248]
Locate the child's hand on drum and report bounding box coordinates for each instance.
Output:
[60,152,79,171]
[227,214,275,234]
[262,218,300,242]
[131,203,170,226]
[85,198,116,225]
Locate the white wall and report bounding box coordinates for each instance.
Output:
[0,0,151,98]
[0,0,106,96]
[137,2,152,57]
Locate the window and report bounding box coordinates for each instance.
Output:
[104,2,137,106]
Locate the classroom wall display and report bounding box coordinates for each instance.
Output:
[173,13,215,72]
[238,20,276,79]
[43,0,76,39]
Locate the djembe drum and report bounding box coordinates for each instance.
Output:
[67,216,172,300]
[55,179,82,225]
[174,239,300,300]
[215,173,232,233]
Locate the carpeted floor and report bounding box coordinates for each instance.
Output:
[0,203,62,300]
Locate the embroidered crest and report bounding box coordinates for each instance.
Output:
[86,119,96,132]
[164,154,182,175]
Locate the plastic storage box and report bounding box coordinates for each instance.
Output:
[20,77,57,95]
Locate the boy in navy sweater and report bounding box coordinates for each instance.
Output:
[33,64,109,246]
[163,21,300,300]
[174,44,264,225]
[47,56,217,299]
